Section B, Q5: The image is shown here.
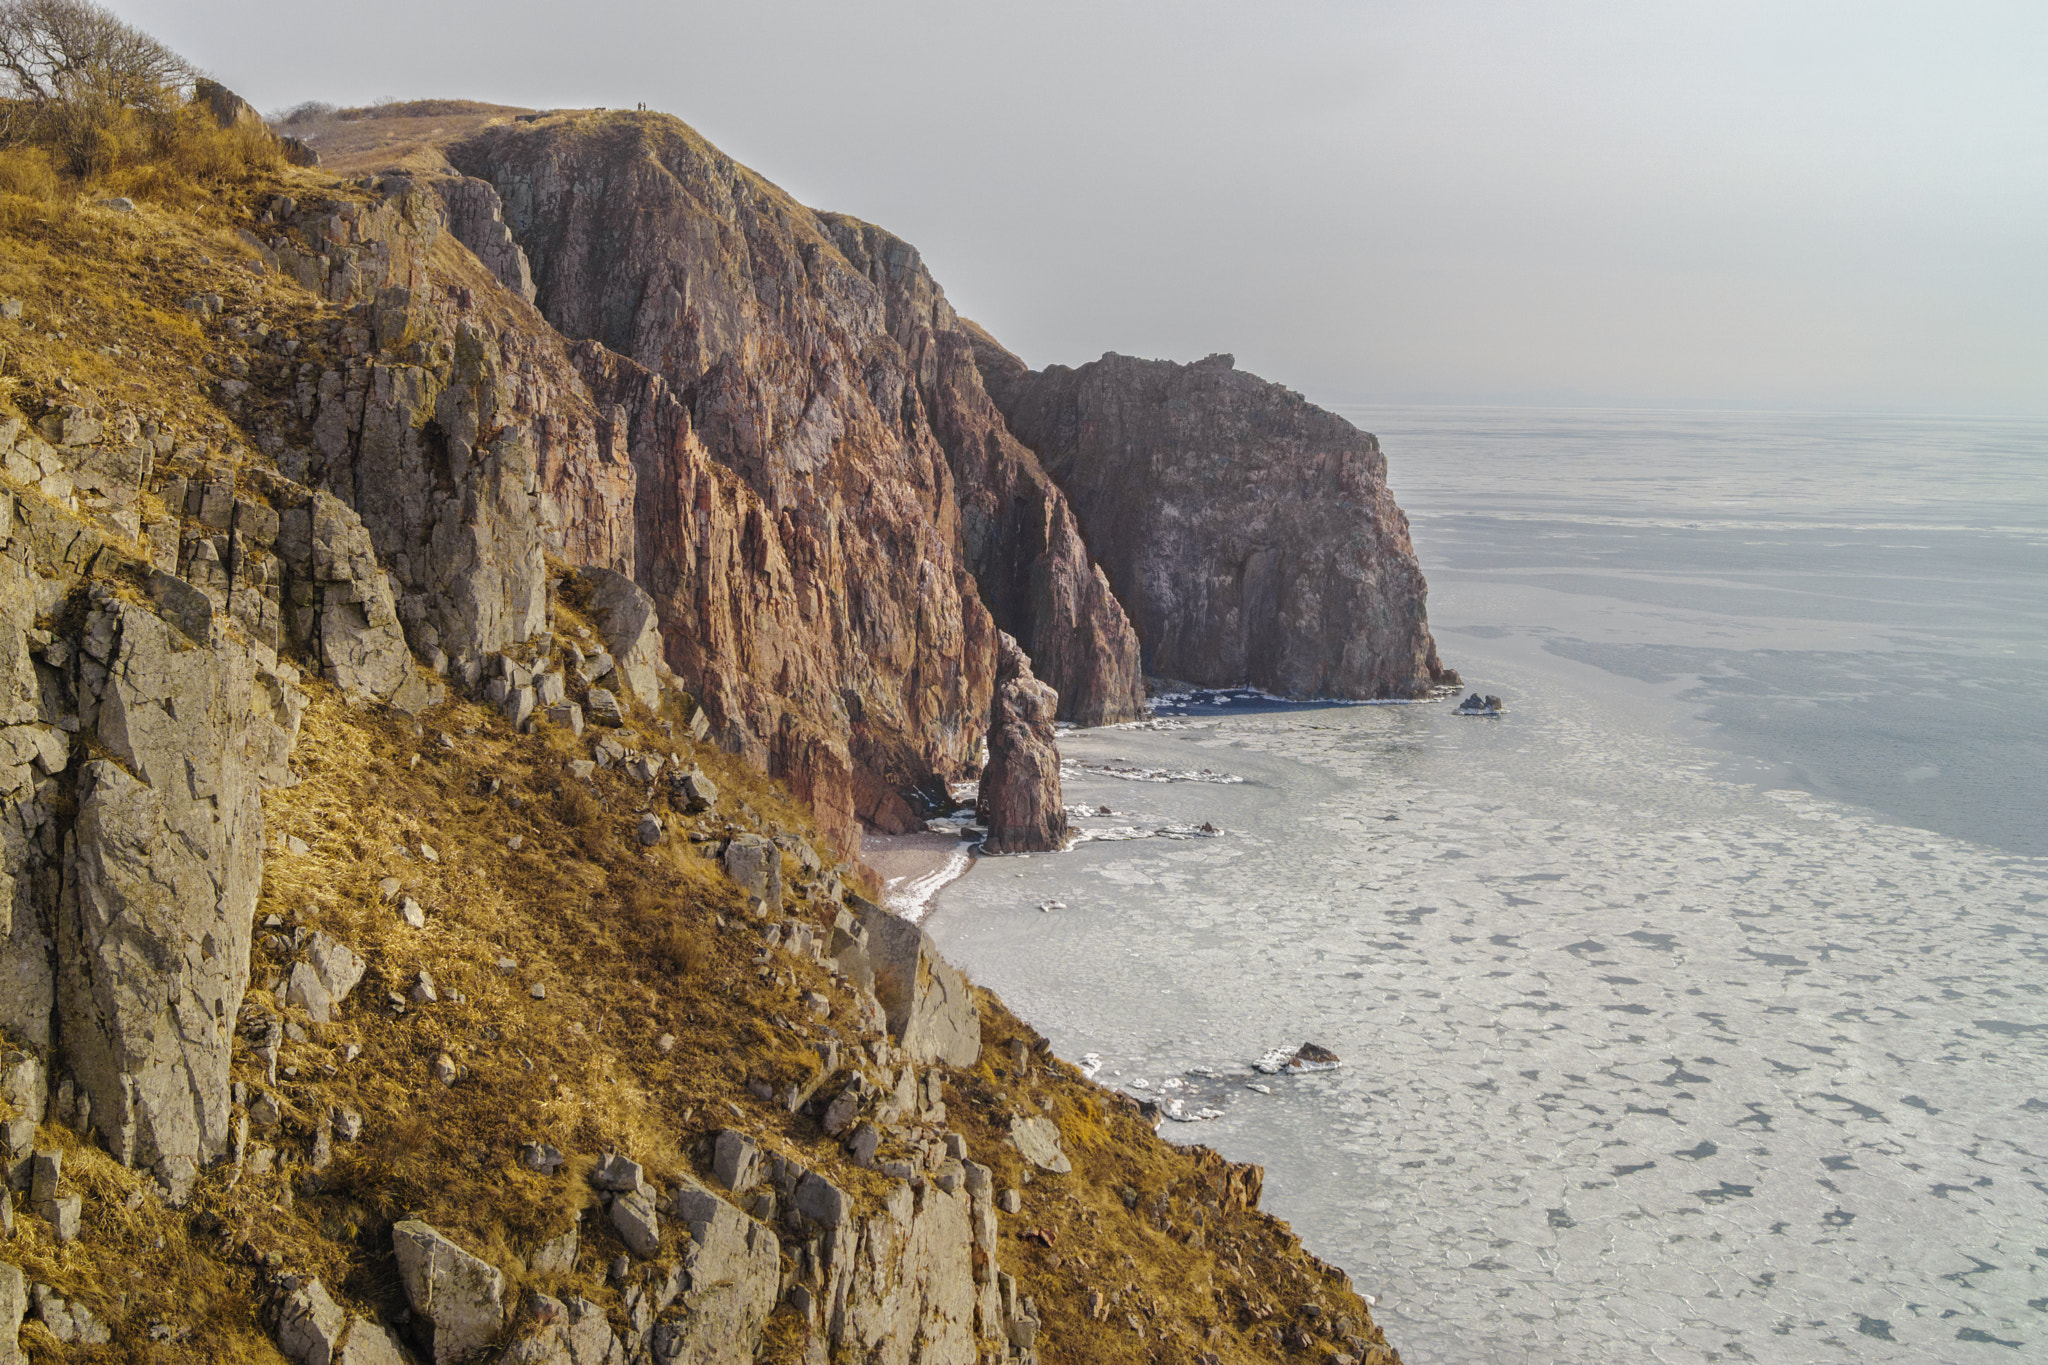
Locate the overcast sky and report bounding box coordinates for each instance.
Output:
[125,1,2047,415]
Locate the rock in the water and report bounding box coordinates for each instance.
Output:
[1007,1115,1072,1174]
[977,633,1067,854]
[391,1220,505,1365]
[854,898,980,1066]
[1253,1042,1342,1074]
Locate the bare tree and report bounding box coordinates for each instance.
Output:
[0,0,189,112]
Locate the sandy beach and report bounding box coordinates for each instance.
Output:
[860,828,977,922]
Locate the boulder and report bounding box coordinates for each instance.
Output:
[336,1319,411,1365]
[721,836,782,909]
[853,898,981,1066]
[590,1152,646,1194]
[391,1220,505,1365]
[675,766,718,813]
[976,633,1067,854]
[305,932,368,1005]
[974,344,1456,699]
[585,687,623,727]
[275,1277,346,1365]
[530,1225,578,1275]
[299,493,412,703]
[712,1130,761,1192]
[284,962,334,1024]
[609,1187,660,1258]
[792,1171,849,1228]
[571,567,666,707]
[1007,1116,1072,1174]
[499,1296,617,1365]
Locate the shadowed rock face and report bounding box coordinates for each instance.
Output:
[974,341,1456,699]
[819,234,1143,729]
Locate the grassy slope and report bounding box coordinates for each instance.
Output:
[0,143,1403,1365]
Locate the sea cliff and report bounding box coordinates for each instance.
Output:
[973,336,1454,699]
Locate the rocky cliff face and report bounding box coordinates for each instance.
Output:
[975,341,1455,699]
[445,114,1143,743]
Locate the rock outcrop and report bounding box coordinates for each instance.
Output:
[59,598,303,1189]
[3,470,305,1195]
[975,341,1456,698]
[853,899,981,1067]
[976,634,1066,854]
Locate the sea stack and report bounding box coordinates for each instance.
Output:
[977,633,1068,853]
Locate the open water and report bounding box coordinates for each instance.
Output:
[922,408,2048,1364]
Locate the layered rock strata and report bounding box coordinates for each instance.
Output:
[977,634,1068,854]
[975,341,1456,698]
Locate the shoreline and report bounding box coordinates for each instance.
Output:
[860,828,976,923]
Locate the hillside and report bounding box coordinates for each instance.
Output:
[0,67,1403,1365]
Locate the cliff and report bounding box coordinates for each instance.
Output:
[973,339,1455,699]
[0,79,1404,1365]
[441,114,1144,733]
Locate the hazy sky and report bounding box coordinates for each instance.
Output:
[126,1,2047,414]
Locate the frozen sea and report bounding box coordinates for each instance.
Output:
[922,408,2048,1364]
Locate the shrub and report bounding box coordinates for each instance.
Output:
[0,141,53,197]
